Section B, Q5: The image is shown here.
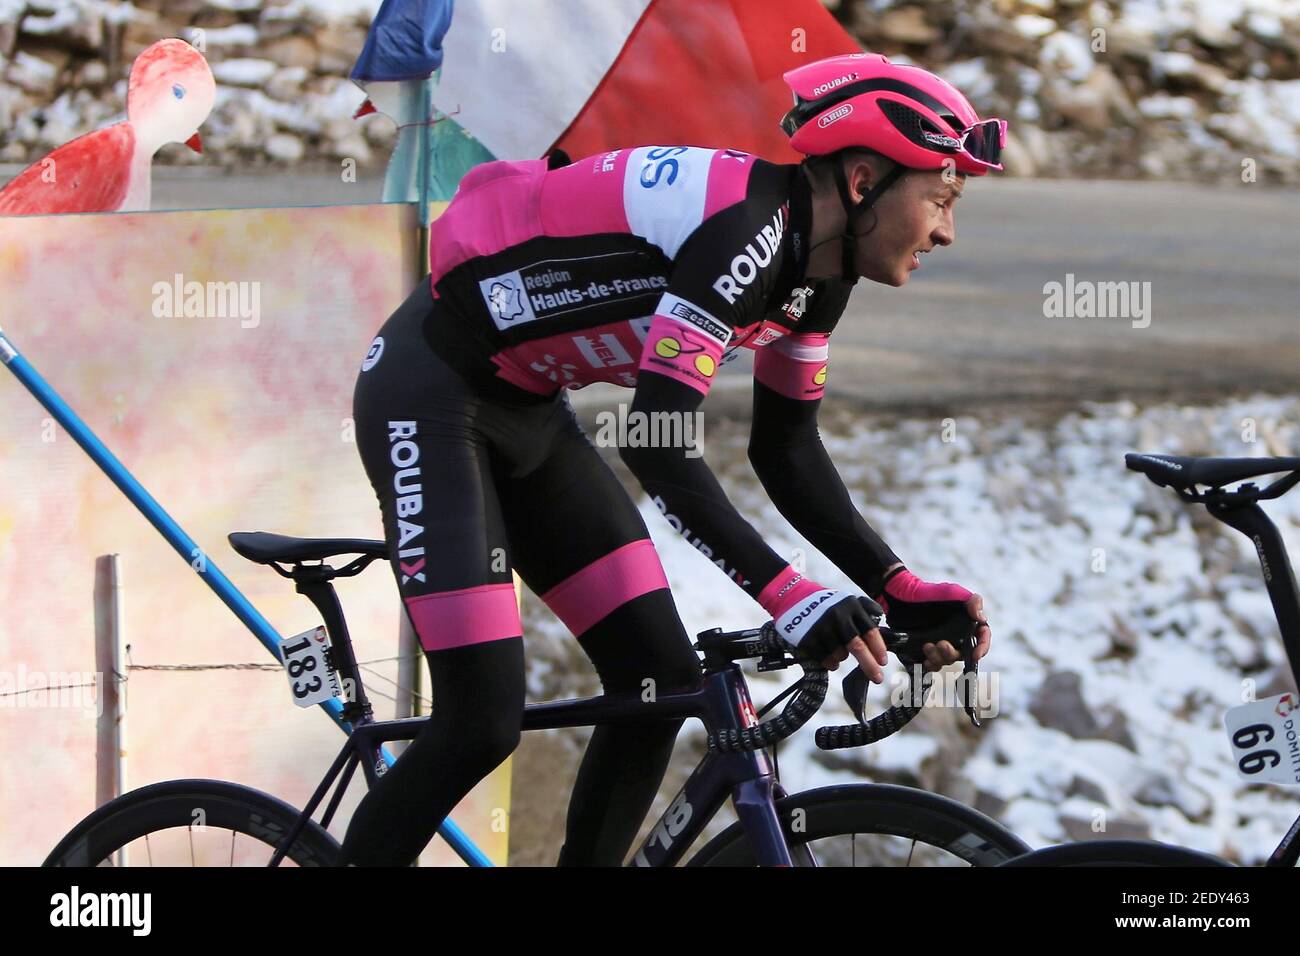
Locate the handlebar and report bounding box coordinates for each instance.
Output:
[696,623,829,753]
[694,614,982,753]
[816,615,981,751]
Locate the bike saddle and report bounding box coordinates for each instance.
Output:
[1125,453,1300,489]
[228,531,387,565]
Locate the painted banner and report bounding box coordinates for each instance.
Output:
[0,200,510,866]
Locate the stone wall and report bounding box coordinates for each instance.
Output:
[840,0,1300,182]
[0,0,394,168]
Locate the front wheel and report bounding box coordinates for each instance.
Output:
[685,784,1031,866]
[997,840,1232,867]
[44,779,342,867]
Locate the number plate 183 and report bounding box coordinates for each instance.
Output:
[279,626,342,708]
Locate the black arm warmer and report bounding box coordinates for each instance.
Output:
[619,369,789,600]
[747,379,901,598]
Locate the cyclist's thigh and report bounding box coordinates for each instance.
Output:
[495,402,698,686]
[353,307,520,652]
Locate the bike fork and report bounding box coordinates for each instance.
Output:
[732,776,796,867]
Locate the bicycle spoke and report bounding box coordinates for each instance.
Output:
[906,838,917,867]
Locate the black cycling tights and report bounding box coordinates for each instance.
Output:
[339,283,702,866]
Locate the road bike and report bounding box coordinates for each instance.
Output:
[45,530,1028,866]
[1003,452,1300,867]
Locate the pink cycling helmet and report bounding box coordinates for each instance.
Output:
[778,53,1007,284]
[780,52,1006,175]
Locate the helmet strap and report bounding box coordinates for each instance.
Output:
[831,157,906,285]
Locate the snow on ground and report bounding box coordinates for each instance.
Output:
[524,393,1300,862]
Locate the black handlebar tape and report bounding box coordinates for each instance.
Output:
[814,701,923,750]
[814,670,935,750]
[708,661,828,753]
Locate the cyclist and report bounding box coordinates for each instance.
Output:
[342,52,1000,866]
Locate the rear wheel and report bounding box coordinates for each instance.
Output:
[43,779,341,867]
[686,784,1030,866]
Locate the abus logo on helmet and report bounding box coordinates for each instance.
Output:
[922,130,961,149]
[712,205,787,305]
[818,104,853,128]
[811,72,858,97]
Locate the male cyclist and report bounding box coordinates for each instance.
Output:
[341,52,1000,866]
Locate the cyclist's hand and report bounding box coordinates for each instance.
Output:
[879,568,992,671]
[775,590,886,682]
[828,632,890,682]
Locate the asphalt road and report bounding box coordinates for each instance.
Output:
[128,168,1300,415]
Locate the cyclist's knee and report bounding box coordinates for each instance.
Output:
[413,704,520,779]
[649,656,704,695]
[470,719,522,770]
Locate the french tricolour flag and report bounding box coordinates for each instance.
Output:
[352,0,860,189]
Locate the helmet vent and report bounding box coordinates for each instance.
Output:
[879,99,956,152]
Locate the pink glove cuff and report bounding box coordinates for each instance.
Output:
[881,569,972,608]
[758,565,826,619]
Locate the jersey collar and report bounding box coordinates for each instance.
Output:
[786,164,814,286]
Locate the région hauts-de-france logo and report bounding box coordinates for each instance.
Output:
[487,279,526,322]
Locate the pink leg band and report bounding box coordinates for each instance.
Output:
[540,539,670,637]
[405,582,522,652]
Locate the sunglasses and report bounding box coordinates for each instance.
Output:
[944,118,1007,167]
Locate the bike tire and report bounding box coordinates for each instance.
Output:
[685,783,1031,866]
[997,839,1232,867]
[43,778,341,867]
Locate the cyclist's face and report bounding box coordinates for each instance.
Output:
[853,169,963,287]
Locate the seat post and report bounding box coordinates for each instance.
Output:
[294,568,373,725]
[1208,498,1300,691]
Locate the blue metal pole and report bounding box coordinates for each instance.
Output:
[0,324,492,866]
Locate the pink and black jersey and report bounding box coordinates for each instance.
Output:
[358,142,900,645]
[422,145,851,403]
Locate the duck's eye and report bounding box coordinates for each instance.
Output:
[173,84,186,99]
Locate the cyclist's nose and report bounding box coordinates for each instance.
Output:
[934,211,955,247]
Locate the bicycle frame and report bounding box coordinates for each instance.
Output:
[271,646,803,867]
[1205,492,1300,867]
[526,662,799,867]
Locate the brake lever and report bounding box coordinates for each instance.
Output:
[865,620,983,728]
[840,666,869,724]
[960,631,981,729]
[838,626,911,725]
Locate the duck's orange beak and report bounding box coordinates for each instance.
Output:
[353,99,377,119]
[185,132,203,153]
